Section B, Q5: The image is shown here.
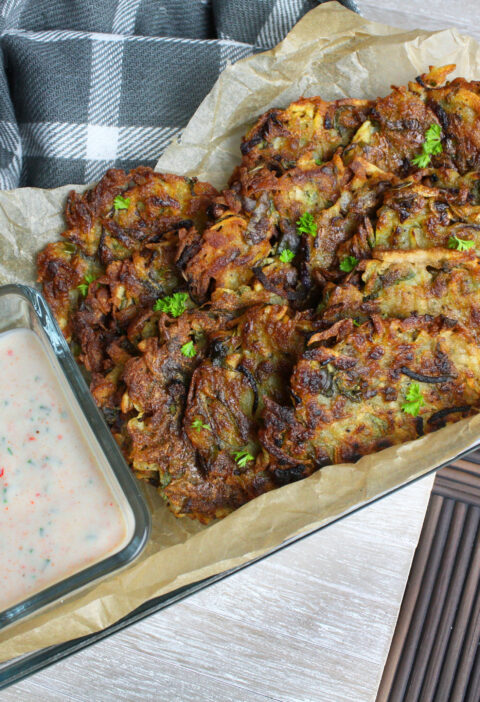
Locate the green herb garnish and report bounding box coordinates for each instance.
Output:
[296,212,317,237]
[154,292,189,317]
[191,418,211,433]
[279,248,295,263]
[315,158,324,166]
[448,235,475,252]
[352,319,361,327]
[411,123,442,168]
[339,255,358,273]
[181,340,196,358]
[401,382,425,417]
[159,472,171,487]
[77,271,99,296]
[113,195,130,210]
[233,448,255,468]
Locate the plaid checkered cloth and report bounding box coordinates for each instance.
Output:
[0,0,357,189]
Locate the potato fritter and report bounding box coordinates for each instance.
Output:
[64,167,216,259]
[320,249,480,330]
[36,241,99,339]
[38,168,217,340]
[238,97,371,175]
[373,170,480,252]
[183,206,274,303]
[260,316,480,473]
[123,309,230,499]
[127,304,313,522]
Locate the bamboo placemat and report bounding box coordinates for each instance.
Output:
[378,456,480,701]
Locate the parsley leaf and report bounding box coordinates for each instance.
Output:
[425,123,442,150]
[339,255,358,272]
[279,248,295,263]
[159,473,171,487]
[181,340,196,358]
[77,271,99,296]
[154,292,190,317]
[448,235,475,252]
[315,158,324,166]
[233,448,255,468]
[191,418,211,433]
[411,152,431,168]
[113,195,130,210]
[411,123,442,168]
[401,382,425,417]
[352,319,361,327]
[296,212,317,237]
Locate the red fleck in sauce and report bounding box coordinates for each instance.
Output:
[0,328,130,612]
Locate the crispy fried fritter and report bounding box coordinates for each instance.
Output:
[64,167,217,259]
[183,206,274,303]
[184,97,369,305]
[343,66,480,176]
[182,186,309,308]
[373,170,480,252]
[38,167,217,339]
[421,72,480,173]
[260,316,480,474]
[238,97,371,176]
[320,249,480,330]
[128,304,313,522]
[185,153,374,305]
[123,309,229,495]
[36,241,100,338]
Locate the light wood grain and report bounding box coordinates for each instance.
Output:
[356,0,480,42]
[2,476,433,702]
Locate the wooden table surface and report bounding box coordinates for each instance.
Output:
[3,2,479,700]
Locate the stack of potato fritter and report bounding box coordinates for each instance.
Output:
[38,65,480,522]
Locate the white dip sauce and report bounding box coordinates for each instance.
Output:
[0,328,130,612]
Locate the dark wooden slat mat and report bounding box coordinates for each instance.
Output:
[377,456,480,702]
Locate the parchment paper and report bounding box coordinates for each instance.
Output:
[2,0,480,662]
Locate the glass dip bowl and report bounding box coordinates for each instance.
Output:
[0,284,151,630]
